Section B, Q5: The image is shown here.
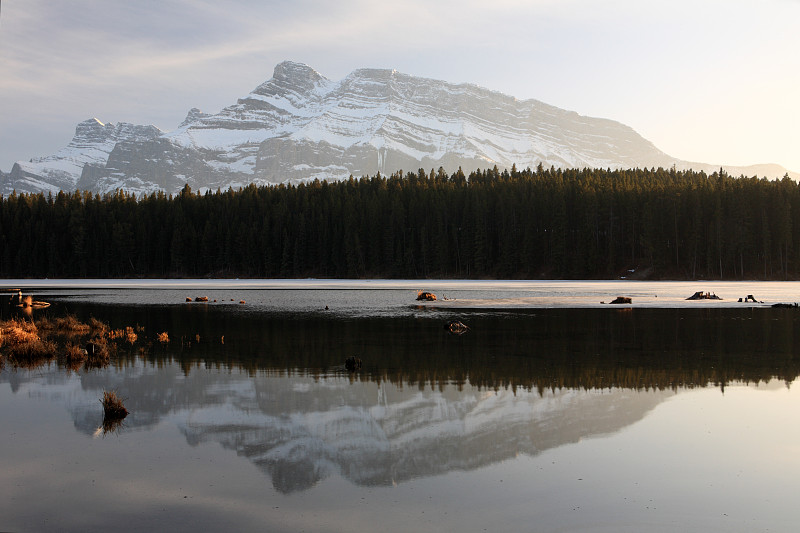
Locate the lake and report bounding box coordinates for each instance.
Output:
[2,280,800,532]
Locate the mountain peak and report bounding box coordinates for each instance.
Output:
[82,117,106,126]
[271,60,326,90]
[73,118,113,143]
[179,108,211,128]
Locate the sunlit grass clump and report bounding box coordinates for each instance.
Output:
[108,326,137,344]
[0,318,57,364]
[0,315,140,370]
[38,314,91,336]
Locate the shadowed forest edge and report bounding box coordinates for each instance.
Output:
[1,165,798,279]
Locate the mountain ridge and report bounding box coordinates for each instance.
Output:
[2,60,796,195]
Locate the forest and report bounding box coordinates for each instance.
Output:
[0,165,798,280]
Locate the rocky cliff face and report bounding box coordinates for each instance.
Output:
[1,61,794,196]
[3,119,161,194]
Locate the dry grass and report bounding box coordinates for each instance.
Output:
[108,326,137,344]
[2,317,39,343]
[37,314,91,337]
[88,317,109,336]
[157,331,169,344]
[56,315,91,334]
[64,342,87,362]
[63,342,87,372]
[101,390,129,419]
[0,318,57,364]
[0,315,138,371]
[8,344,57,368]
[85,337,112,368]
[101,390,128,435]
[101,416,126,435]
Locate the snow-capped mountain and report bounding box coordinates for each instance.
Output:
[1,61,795,195]
[5,119,162,194]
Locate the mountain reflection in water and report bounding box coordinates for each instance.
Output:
[3,300,800,495]
[5,362,672,494]
[179,378,669,493]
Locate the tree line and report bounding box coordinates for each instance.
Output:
[1,165,799,279]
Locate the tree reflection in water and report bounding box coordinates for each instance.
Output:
[77,305,800,392]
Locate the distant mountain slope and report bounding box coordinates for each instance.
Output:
[4,119,162,194]
[1,61,796,195]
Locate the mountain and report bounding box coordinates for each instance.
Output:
[4,119,162,194]
[1,61,796,195]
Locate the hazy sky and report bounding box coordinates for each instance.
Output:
[1,0,798,173]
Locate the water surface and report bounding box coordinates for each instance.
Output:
[1,281,799,532]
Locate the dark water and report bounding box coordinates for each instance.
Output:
[25,292,800,389]
[1,287,800,532]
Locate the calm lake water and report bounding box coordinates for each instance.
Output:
[2,280,800,532]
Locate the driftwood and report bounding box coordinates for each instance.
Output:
[17,300,50,309]
[416,291,437,301]
[10,294,50,309]
[195,296,209,302]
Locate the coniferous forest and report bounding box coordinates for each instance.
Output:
[1,165,799,280]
